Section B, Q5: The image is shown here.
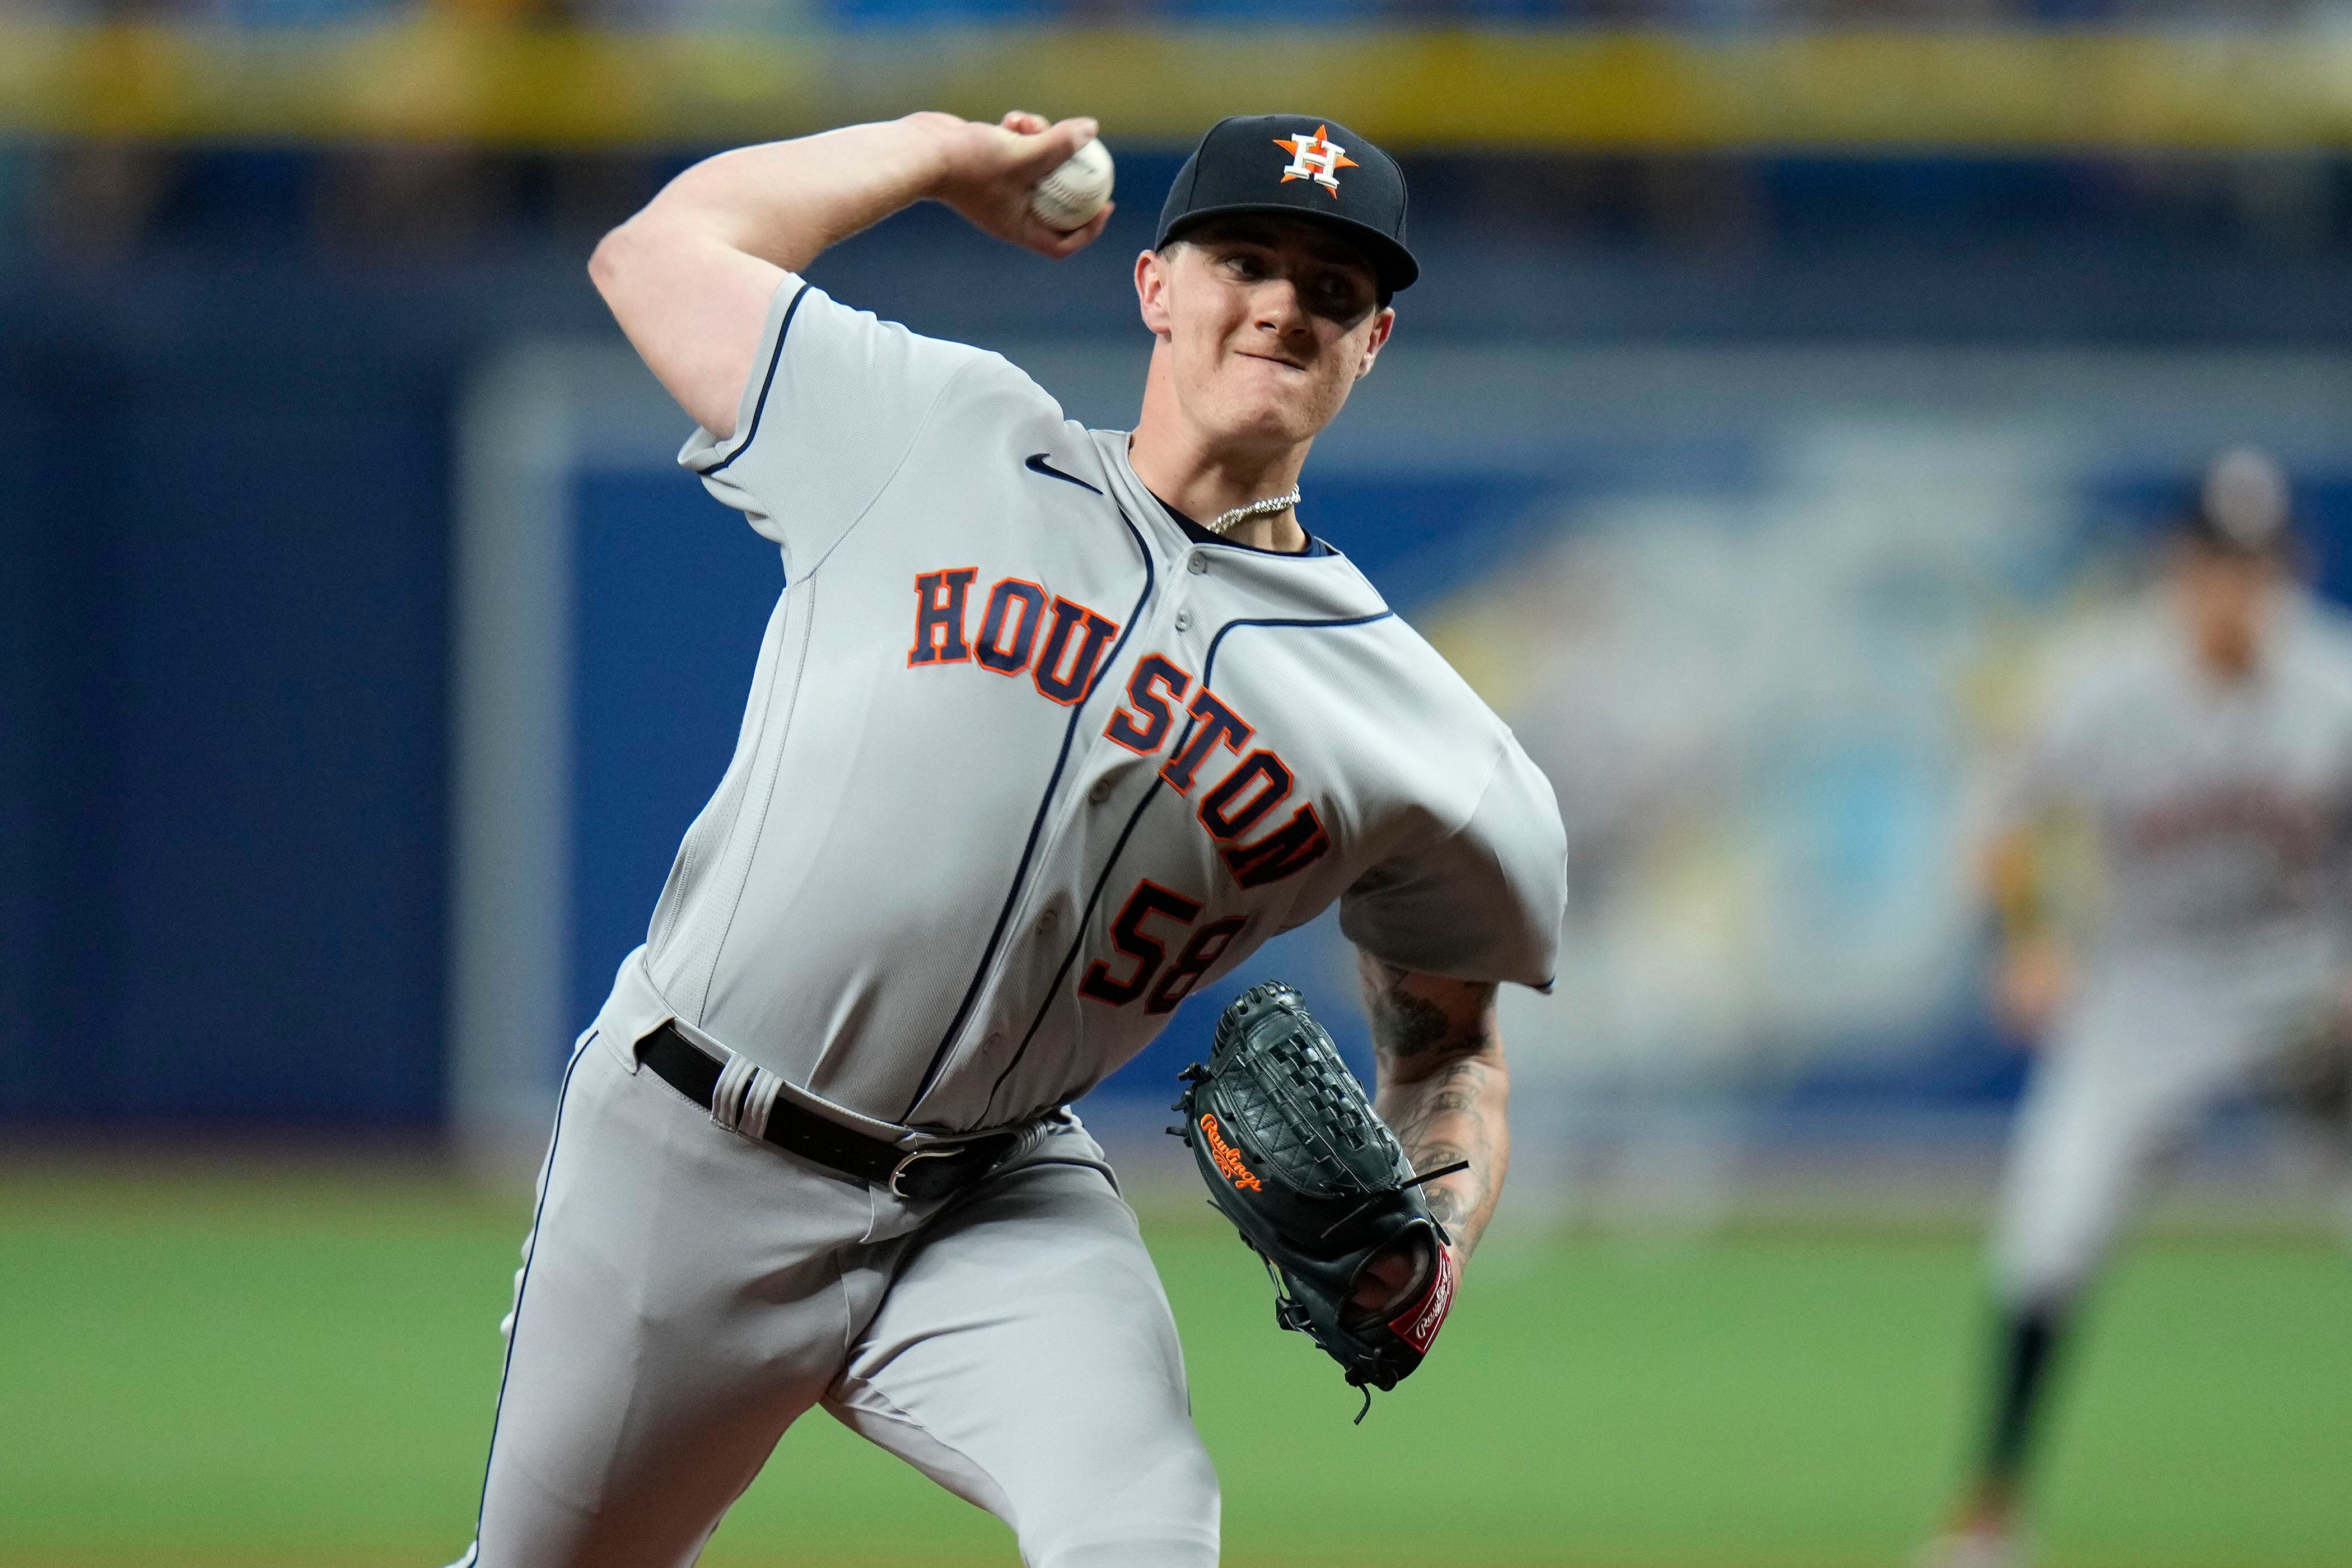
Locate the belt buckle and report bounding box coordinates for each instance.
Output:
[888,1145,971,1202]
[888,1132,1016,1201]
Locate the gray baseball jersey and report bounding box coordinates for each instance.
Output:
[587,274,1566,1135]
[1988,594,2352,1306]
[1996,598,2352,973]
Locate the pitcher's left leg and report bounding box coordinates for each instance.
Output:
[827,1129,1219,1568]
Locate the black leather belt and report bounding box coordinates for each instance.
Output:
[636,1022,1020,1202]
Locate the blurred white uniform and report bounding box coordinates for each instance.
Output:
[1988,597,2352,1306]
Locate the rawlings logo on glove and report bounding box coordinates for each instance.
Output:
[1197,1112,1263,1192]
[1172,981,1466,1420]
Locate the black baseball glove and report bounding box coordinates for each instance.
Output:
[1172,980,1466,1420]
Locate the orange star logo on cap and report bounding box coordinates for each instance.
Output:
[1273,125,1359,197]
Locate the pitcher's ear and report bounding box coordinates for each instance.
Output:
[1136,248,1175,336]
[1354,306,1395,381]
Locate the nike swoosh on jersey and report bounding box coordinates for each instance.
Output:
[1024,452,1103,495]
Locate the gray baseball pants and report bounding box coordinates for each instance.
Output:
[446,1026,1220,1567]
[1991,951,2328,1310]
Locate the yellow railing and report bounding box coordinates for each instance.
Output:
[7,22,2351,149]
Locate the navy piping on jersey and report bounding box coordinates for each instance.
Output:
[903,501,1157,1123]
[979,608,1395,1122]
[692,281,811,478]
[463,1033,592,1559]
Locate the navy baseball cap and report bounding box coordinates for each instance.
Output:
[1155,114,1418,297]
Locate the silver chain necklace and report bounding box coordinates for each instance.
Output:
[1206,488,1302,537]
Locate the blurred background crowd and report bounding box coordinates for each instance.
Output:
[3,5,2349,1565]
[19,3,2352,26]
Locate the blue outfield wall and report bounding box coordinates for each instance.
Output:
[0,344,455,1126]
[7,156,2352,1130]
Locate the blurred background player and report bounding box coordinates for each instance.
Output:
[1921,450,2352,1568]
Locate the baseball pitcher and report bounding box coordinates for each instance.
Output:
[441,109,1567,1568]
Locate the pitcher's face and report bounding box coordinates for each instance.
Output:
[1137,216,1393,456]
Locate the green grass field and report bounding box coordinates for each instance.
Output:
[2,1164,2346,1567]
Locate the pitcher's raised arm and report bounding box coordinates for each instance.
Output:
[589,113,1108,436]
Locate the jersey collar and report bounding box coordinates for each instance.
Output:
[1086,428,1388,620]
[1151,492,1333,558]
[1093,428,1358,571]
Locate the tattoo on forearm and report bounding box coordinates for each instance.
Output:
[1357,954,1510,1257]
[1407,1132,1487,1248]
[1369,984,1453,1060]
[1387,1059,1487,1147]
[1424,1184,1472,1234]
[1360,958,1495,1064]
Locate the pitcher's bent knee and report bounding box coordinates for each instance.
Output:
[1042,1536,1219,1568]
[1021,1444,1219,1568]
[1034,1517,1220,1568]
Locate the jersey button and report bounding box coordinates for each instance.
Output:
[1174,610,1193,632]
[1089,779,1112,804]
[1187,554,1208,575]
[1037,908,1058,932]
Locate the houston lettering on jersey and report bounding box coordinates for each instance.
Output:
[908,569,1332,889]
[909,567,1120,705]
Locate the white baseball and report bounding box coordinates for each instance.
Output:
[1029,137,1114,231]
